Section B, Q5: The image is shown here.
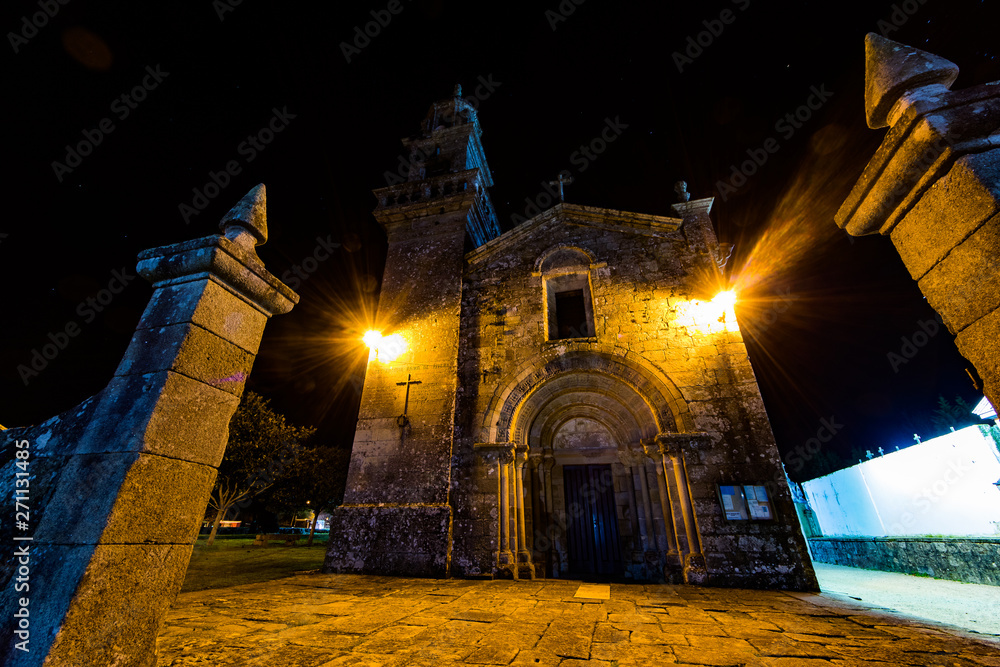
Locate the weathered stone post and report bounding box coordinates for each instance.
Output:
[837,34,1000,409]
[0,184,297,666]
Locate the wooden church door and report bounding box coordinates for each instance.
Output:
[563,464,623,576]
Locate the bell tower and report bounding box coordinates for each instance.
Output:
[324,87,500,577]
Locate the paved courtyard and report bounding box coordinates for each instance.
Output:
[156,574,1000,666]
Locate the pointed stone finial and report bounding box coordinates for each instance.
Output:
[219,183,267,246]
[453,84,462,97]
[864,33,959,129]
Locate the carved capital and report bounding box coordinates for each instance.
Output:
[651,432,713,456]
[515,444,530,466]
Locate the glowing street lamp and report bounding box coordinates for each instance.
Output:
[674,290,739,334]
[363,330,406,362]
[713,290,736,310]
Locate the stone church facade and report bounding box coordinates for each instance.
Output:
[324,90,818,590]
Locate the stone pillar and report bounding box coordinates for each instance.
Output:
[507,456,517,557]
[837,34,1000,410]
[643,442,681,555]
[472,443,511,576]
[654,434,709,585]
[500,450,513,567]
[0,185,298,667]
[474,443,516,577]
[514,446,535,579]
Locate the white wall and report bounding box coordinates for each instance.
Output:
[803,426,1000,537]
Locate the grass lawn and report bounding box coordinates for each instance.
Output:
[180,536,329,593]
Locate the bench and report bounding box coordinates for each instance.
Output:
[254,533,301,546]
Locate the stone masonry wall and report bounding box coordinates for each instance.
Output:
[809,537,1000,586]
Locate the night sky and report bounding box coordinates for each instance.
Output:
[4,0,998,480]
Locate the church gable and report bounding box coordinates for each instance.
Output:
[465,202,685,271]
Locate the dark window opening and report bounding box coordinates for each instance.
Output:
[554,289,588,340]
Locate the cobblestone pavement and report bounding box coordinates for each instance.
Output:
[156,574,1000,666]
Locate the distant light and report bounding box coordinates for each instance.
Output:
[362,330,406,363]
[363,330,382,349]
[674,290,739,334]
[713,290,737,309]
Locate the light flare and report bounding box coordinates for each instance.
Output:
[363,330,406,362]
[675,290,739,335]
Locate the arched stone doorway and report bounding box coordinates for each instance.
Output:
[478,350,702,582]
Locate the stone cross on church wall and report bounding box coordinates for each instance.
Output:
[395,372,421,428]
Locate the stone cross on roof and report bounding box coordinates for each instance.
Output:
[548,173,574,202]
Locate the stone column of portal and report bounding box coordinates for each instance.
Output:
[643,444,681,552]
[655,434,710,585]
[0,185,298,667]
[507,454,519,559]
[643,440,683,582]
[514,446,535,579]
[498,447,513,572]
[473,442,513,577]
[836,34,1000,410]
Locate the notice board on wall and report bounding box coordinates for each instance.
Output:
[717,484,773,521]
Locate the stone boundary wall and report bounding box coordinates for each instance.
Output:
[808,537,1000,586]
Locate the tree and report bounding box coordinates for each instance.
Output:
[204,391,316,545]
[930,394,979,435]
[266,445,351,545]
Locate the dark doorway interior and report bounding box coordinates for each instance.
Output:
[563,464,623,576]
